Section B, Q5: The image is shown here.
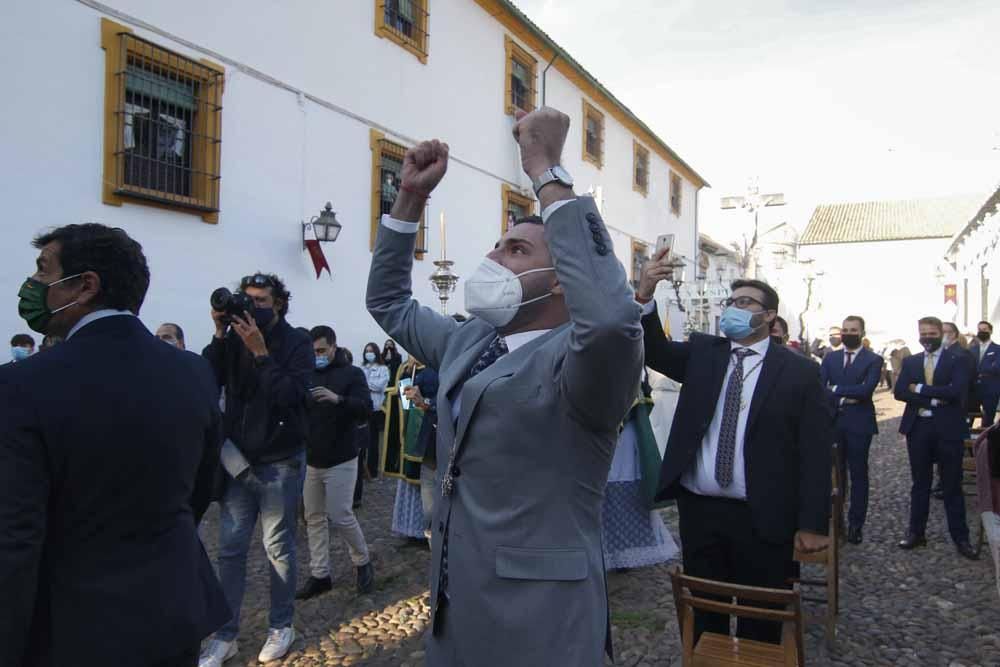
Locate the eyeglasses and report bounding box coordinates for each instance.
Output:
[722,296,768,309]
[241,274,275,289]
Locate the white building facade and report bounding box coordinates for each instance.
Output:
[945,188,1000,333]
[1,0,707,355]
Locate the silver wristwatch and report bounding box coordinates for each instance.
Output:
[532,165,574,197]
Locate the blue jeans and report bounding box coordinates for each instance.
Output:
[214,452,306,641]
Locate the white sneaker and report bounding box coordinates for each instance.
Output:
[198,638,238,667]
[258,626,295,662]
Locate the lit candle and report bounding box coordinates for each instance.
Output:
[440,211,447,261]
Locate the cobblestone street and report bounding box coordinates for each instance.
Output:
[199,388,1000,666]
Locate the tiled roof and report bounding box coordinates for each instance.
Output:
[799,195,987,245]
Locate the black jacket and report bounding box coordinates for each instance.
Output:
[203,317,313,464]
[307,349,370,468]
[642,305,834,544]
[0,315,229,667]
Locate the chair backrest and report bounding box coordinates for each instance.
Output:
[670,567,805,667]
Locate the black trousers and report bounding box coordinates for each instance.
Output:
[677,489,796,644]
[150,645,199,667]
[835,425,873,529]
[906,418,968,542]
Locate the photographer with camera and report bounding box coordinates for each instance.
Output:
[199,273,313,667]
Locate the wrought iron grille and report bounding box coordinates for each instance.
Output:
[635,145,650,193]
[112,33,222,211]
[376,138,426,255]
[381,0,429,57]
[586,113,603,164]
[509,58,536,113]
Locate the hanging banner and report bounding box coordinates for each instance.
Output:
[944,283,957,305]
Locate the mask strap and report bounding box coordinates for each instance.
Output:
[49,273,83,287]
[472,291,553,312]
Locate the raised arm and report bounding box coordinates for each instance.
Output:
[634,246,690,381]
[366,141,459,371]
[512,108,643,430]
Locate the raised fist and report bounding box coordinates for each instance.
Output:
[401,139,449,195]
[512,107,570,181]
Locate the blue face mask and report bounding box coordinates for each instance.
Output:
[719,306,765,340]
[315,355,331,370]
[11,346,31,362]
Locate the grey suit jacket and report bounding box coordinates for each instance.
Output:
[366,197,642,667]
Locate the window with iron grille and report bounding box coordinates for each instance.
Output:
[670,172,683,216]
[101,19,223,223]
[375,0,430,63]
[582,100,604,168]
[631,241,649,289]
[370,129,426,259]
[502,184,536,236]
[504,36,537,115]
[634,141,650,196]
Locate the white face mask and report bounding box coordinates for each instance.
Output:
[464,258,555,328]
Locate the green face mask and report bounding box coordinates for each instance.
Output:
[18,274,82,334]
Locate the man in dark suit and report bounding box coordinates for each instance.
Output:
[820,316,884,544]
[970,321,1000,427]
[893,316,977,559]
[636,256,832,643]
[0,223,229,667]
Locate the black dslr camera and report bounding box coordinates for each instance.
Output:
[210,287,254,322]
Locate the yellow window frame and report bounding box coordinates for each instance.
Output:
[501,184,536,236]
[374,0,430,64]
[100,18,224,224]
[582,99,605,169]
[504,36,537,115]
[633,140,650,196]
[370,129,426,260]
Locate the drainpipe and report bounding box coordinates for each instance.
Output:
[541,52,558,107]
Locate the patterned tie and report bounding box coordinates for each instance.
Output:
[438,336,509,610]
[924,353,934,386]
[715,348,756,487]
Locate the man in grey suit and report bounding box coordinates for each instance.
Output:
[366,108,643,666]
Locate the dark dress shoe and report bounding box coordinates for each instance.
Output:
[956,540,980,560]
[898,533,927,550]
[847,525,863,544]
[295,575,332,600]
[932,486,945,500]
[356,562,375,595]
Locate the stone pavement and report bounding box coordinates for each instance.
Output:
[199,387,1000,666]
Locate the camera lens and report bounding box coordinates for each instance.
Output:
[210,287,232,312]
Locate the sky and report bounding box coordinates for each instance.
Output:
[511,0,1000,247]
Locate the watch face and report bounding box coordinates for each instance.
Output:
[552,165,574,186]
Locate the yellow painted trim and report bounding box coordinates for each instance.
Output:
[631,239,649,284]
[100,18,224,224]
[370,128,426,259]
[581,98,604,169]
[633,140,649,197]
[501,183,536,236]
[503,35,537,115]
[471,0,707,189]
[374,0,429,65]
[669,171,682,216]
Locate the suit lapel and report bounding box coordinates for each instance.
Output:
[932,348,949,384]
[747,344,786,436]
[708,339,731,409]
[451,324,569,460]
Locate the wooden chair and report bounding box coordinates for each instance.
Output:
[670,568,805,667]
[790,443,841,646]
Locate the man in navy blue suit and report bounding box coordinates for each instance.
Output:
[820,315,884,545]
[0,223,230,667]
[894,316,977,559]
[970,321,1000,427]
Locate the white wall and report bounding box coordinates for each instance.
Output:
[799,238,951,349]
[0,0,702,355]
[948,203,1000,334]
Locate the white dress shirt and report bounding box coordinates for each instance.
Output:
[680,335,771,500]
[66,309,135,339]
